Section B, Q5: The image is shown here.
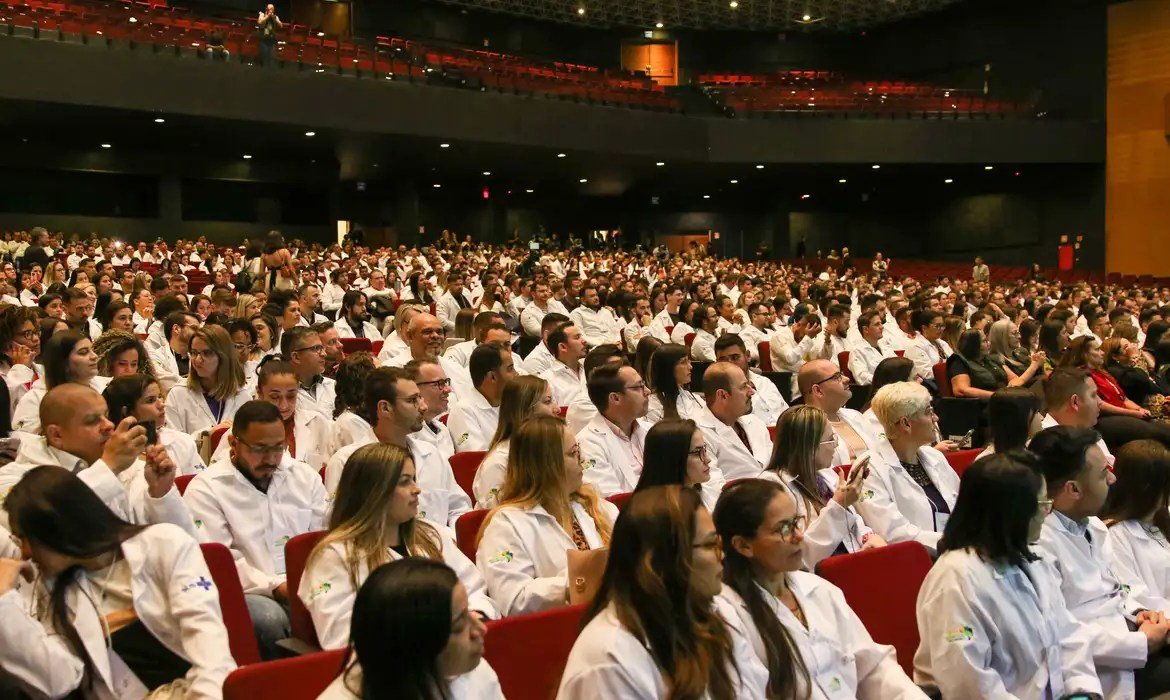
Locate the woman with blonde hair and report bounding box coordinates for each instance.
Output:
[301,442,497,650]
[234,293,262,320]
[472,375,558,508]
[476,414,618,616]
[379,302,424,357]
[164,324,250,435]
[759,405,885,569]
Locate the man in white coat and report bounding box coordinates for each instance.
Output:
[905,309,952,383]
[1031,426,1170,700]
[694,362,772,481]
[577,363,650,496]
[148,310,200,396]
[769,303,824,400]
[570,284,622,348]
[332,290,381,340]
[281,326,337,419]
[404,357,457,463]
[521,313,570,378]
[649,284,685,342]
[384,313,475,404]
[324,367,471,528]
[540,323,588,408]
[714,334,788,429]
[183,400,329,660]
[447,344,515,453]
[443,312,504,367]
[848,310,899,386]
[436,273,473,333]
[800,359,890,467]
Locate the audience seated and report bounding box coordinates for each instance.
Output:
[1103,440,1170,615]
[633,418,722,510]
[576,363,650,497]
[693,361,773,481]
[448,343,514,453]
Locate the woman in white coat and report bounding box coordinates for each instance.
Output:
[317,558,502,700]
[166,325,252,438]
[714,478,925,699]
[12,329,105,435]
[330,352,377,452]
[633,418,723,511]
[856,382,959,553]
[472,375,557,509]
[758,405,886,568]
[558,485,769,699]
[301,443,496,650]
[104,374,207,476]
[644,343,706,424]
[0,466,236,699]
[915,451,1104,699]
[1103,440,1170,613]
[476,414,617,617]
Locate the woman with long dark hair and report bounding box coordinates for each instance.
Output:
[331,351,378,450]
[948,329,1041,399]
[916,451,1101,698]
[318,558,501,699]
[0,466,235,698]
[645,343,704,423]
[1061,335,1154,421]
[978,387,1043,459]
[12,329,102,435]
[1038,318,1070,373]
[1103,440,1170,613]
[104,374,205,476]
[559,485,768,699]
[302,443,496,650]
[714,479,922,699]
[633,418,721,509]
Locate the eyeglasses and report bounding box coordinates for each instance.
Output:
[236,439,285,456]
[688,445,708,459]
[416,378,453,389]
[1037,499,1054,515]
[692,534,722,554]
[15,329,37,341]
[813,372,845,386]
[623,382,648,392]
[190,349,218,361]
[294,344,325,355]
[775,515,807,542]
[232,342,254,351]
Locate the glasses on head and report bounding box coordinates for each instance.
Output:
[416,378,453,389]
[236,439,285,456]
[776,515,807,542]
[813,372,845,386]
[294,344,325,355]
[1037,498,1054,515]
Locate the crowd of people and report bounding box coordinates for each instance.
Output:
[1,224,1170,698]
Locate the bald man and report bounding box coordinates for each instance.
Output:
[798,359,890,467]
[693,361,773,481]
[382,313,474,402]
[0,384,195,535]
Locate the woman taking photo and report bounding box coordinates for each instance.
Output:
[473,375,557,509]
[645,343,705,424]
[301,443,497,650]
[476,415,617,617]
[1103,440,1170,614]
[317,558,502,700]
[165,325,251,436]
[714,479,924,699]
[0,466,236,698]
[104,374,206,476]
[633,418,721,510]
[915,452,1102,699]
[761,406,885,567]
[855,382,959,553]
[559,485,768,699]
[948,329,1044,399]
[12,330,103,435]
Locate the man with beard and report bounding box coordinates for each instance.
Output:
[570,284,621,348]
[693,361,771,481]
[332,290,380,339]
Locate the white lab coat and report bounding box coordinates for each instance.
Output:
[644,389,706,425]
[694,408,773,481]
[855,445,959,553]
[375,331,407,363]
[847,341,898,387]
[4,362,40,416]
[416,419,456,465]
[577,414,648,497]
[0,524,235,700]
[826,407,892,467]
[297,376,338,421]
[443,338,476,367]
[690,329,718,362]
[183,455,329,596]
[757,469,876,570]
[540,361,586,408]
[914,548,1103,699]
[148,342,184,396]
[160,425,207,476]
[331,411,374,453]
[209,409,334,472]
[905,335,953,382]
[648,308,676,343]
[0,437,197,539]
[473,441,509,510]
[570,306,622,347]
[318,660,503,700]
[739,324,770,363]
[719,574,925,699]
[1035,512,1147,700]
[331,317,381,340]
[164,384,252,437]
[299,520,498,650]
[1107,520,1170,614]
[11,376,108,435]
[436,290,468,333]
[446,389,500,453]
[476,500,617,616]
[749,369,789,428]
[324,434,471,528]
[522,341,555,376]
[558,596,770,699]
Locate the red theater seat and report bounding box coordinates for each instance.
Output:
[284,530,327,650]
[449,450,486,502]
[455,509,489,561]
[484,604,586,700]
[222,649,346,700]
[945,448,983,477]
[199,543,261,666]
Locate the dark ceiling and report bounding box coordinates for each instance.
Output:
[426,0,964,32]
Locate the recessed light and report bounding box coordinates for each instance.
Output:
[729,0,738,7]
[944,178,954,184]
[577,6,585,15]
[100,143,112,149]
[154,118,165,123]
[984,165,994,170]
[526,189,534,193]
[433,183,441,188]
[440,143,450,148]
[305,131,316,137]
[242,154,252,159]
[801,194,811,199]
[838,179,847,183]
[802,13,811,21]
[656,162,665,167]
[703,194,711,199]
[483,171,491,176]
[317,31,325,37]
[655,21,663,28]
[872,164,881,169]
[557,153,566,158]
[730,179,738,184]
[755,164,764,169]
[579,178,588,183]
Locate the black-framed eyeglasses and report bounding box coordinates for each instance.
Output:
[294,344,325,355]
[417,378,453,389]
[623,382,648,392]
[813,372,845,386]
[688,445,708,459]
[236,438,285,456]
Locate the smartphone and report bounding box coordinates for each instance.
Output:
[959,429,975,449]
[529,241,540,251]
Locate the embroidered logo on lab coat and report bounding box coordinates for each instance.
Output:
[181,576,215,594]
[828,678,842,692]
[583,457,597,471]
[309,582,332,600]
[944,625,974,642]
[456,432,471,446]
[488,549,514,564]
[194,519,204,529]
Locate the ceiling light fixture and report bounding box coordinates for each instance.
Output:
[703,194,711,199]
[557,153,566,158]
[242,154,252,159]
[128,16,137,22]
[872,164,881,169]
[577,6,585,15]
[317,31,325,37]
[984,165,994,170]
[838,179,847,183]
[801,194,811,199]
[154,118,165,123]
[944,178,954,184]
[433,183,441,188]
[440,143,450,148]
[100,143,112,149]
[305,131,316,137]
[483,171,491,176]
[802,13,811,21]
[526,189,534,193]
[730,179,738,184]
[579,178,588,183]
[655,21,663,28]
[655,162,665,167]
[755,164,764,169]
[729,1,738,8]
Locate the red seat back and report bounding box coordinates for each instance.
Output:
[285,530,327,649]
[455,509,490,561]
[758,341,773,372]
[175,473,195,495]
[371,340,383,355]
[945,448,982,477]
[606,491,632,510]
[684,332,696,348]
[210,424,229,455]
[767,424,776,441]
[932,362,952,397]
[340,337,372,355]
[838,351,853,381]
[816,541,932,674]
[199,542,262,666]
[449,451,486,502]
[222,649,347,700]
[484,604,586,700]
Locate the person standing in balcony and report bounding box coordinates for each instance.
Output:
[256,4,283,67]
